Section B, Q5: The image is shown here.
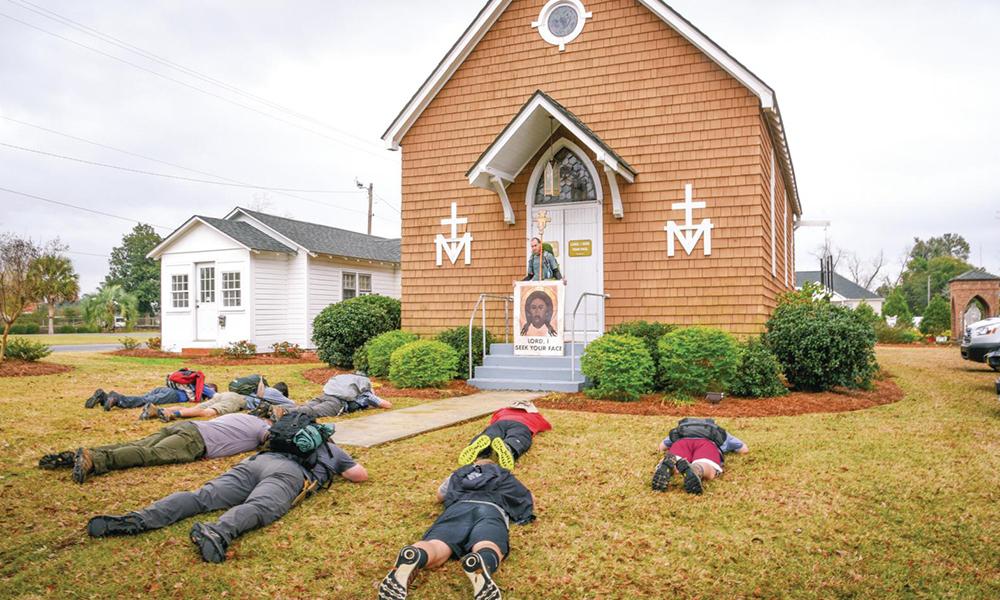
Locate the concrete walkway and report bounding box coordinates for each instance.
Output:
[333,390,542,448]
[49,344,120,353]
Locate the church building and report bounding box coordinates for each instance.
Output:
[384,0,801,338]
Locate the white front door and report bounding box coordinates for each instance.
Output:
[195,263,217,341]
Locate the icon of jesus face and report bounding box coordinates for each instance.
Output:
[528,297,549,327]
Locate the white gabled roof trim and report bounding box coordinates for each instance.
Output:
[222,207,308,253]
[383,0,802,214]
[146,216,251,260]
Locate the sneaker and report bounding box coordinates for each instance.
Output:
[675,457,703,495]
[138,402,157,420]
[157,408,175,423]
[39,451,75,470]
[102,392,119,411]
[458,435,492,467]
[72,448,94,484]
[378,545,422,599]
[87,514,145,537]
[85,389,106,409]
[652,453,677,492]
[190,522,228,563]
[462,552,503,600]
[490,438,515,471]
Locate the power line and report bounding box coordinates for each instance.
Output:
[0,10,397,165]
[65,249,110,258]
[374,192,402,215]
[0,185,171,230]
[0,116,398,222]
[0,140,371,193]
[8,0,380,150]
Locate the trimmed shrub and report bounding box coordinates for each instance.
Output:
[766,289,877,391]
[580,334,655,401]
[366,330,419,377]
[55,325,76,334]
[875,321,922,344]
[75,325,99,333]
[731,337,787,398]
[271,341,303,358]
[223,340,257,359]
[607,320,675,366]
[9,324,41,335]
[4,337,52,361]
[312,295,400,367]
[119,337,141,350]
[882,288,913,327]
[389,340,458,388]
[854,302,880,328]
[352,340,371,373]
[657,327,741,397]
[147,336,162,350]
[436,325,497,379]
[919,296,951,336]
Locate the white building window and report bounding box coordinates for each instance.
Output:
[343,272,373,300]
[221,272,241,307]
[532,0,592,51]
[171,274,189,308]
[358,274,372,296]
[199,266,215,303]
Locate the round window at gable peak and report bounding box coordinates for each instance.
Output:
[531,0,593,51]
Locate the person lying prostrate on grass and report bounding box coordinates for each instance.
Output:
[378,458,535,600]
[151,381,293,422]
[86,431,367,563]
[651,417,748,495]
[457,400,551,470]
[85,381,217,411]
[38,412,273,484]
[286,374,392,418]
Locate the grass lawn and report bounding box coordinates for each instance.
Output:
[1,347,999,598]
[9,332,158,346]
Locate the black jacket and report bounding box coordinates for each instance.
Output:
[442,463,535,525]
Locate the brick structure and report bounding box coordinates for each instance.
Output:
[383,0,801,337]
[950,269,1000,336]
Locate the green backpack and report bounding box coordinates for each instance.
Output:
[229,374,268,396]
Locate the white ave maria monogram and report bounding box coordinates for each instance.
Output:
[435,202,473,266]
[664,183,713,257]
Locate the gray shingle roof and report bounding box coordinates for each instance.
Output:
[197,217,295,254]
[950,269,1000,282]
[235,208,400,263]
[795,271,882,300]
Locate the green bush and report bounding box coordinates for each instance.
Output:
[657,327,741,397]
[147,336,162,350]
[389,340,458,388]
[366,330,419,377]
[875,321,922,344]
[352,340,371,373]
[436,325,497,379]
[854,302,880,328]
[919,296,951,336]
[882,288,913,327]
[312,295,401,367]
[8,324,40,335]
[223,340,257,359]
[119,337,141,350]
[75,325,99,334]
[271,341,303,358]
[607,320,674,366]
[55,324,76,334]
[4,337,52,361]
[580,334,655,401]
[766,288,878,391]
[730,337,787,398]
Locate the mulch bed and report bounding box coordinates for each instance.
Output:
[302,367,480,399]
[193,352,321,366]
[534,376,904,418]
[0,359,74,377]
[107,349,180,359]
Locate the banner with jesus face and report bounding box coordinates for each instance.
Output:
[513,280,565,356]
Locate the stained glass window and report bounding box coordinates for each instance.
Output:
[534,147,597,205]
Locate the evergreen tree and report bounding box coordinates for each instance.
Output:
[105,224,162,315]
[919,296,951,336]
[882,288,913,327]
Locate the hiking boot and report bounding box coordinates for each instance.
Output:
[652,453,677,492]
[87,514,145,537]
[462,552,503,600]
[157,407,176,423]
[102,392,120,411]
[138,402,158,420]
[491,438,515,471]
[190,522,228,563]
[378,545,422,599]
[39,451,76,469]
[458,435,492,467]
[72,448,95,484]
[674,457,703,495]
[85,389,106,409]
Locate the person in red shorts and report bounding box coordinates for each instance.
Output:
[651,417,748,494]
[457,400,552,470]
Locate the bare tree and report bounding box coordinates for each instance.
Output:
[845,249,886,290]
[810,238,844,272]
[0,234,43,362]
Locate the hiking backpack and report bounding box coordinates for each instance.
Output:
[264,412,334,468]
[165,368,206,401]
[667,417,728,447]
[229,374,268,396]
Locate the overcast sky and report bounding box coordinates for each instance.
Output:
[1,0,997,294]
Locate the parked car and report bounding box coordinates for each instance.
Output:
[961,317,1000,369]
[113,316,127,329]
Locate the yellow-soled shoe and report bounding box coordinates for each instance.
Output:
[458,434,492,466]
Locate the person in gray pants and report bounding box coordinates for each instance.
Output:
[86,442,367,562]
[288,374,392,419]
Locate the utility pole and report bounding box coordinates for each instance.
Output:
[356,179,373,235]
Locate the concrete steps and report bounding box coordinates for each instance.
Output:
[468,342,587,392]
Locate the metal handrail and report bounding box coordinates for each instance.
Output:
[569,292,610,382]
[467,293,513,379]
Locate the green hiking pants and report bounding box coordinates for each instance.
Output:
[90,422,206,474]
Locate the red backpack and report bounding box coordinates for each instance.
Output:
[166,368,206,401]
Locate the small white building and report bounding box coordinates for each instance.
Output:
[795,271,884,313]
[148,207,400,353]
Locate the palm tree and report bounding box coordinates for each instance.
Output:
[82,284,139,332]
[30,254,80,335]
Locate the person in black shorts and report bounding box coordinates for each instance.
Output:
[378,458,535,600]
